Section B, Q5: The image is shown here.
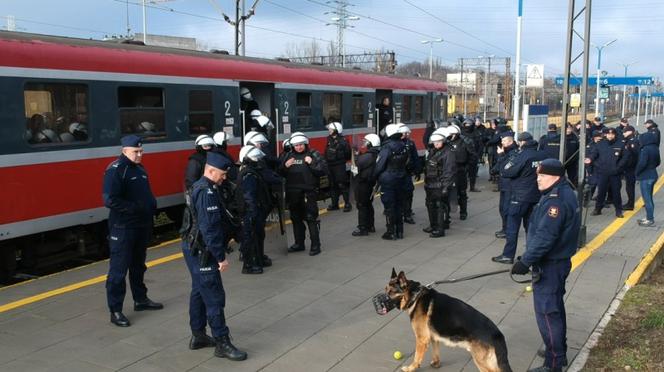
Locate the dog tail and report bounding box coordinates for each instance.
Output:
[493,333,512,372]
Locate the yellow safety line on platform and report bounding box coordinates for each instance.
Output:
[571,174,664,271]
[624,230,664,288]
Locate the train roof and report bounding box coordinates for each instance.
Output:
[0,31,447,92]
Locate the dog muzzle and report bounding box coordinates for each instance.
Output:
[372,293,397,315]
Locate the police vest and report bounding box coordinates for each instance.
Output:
[424,149,446,189]
[240,164,273,211]
[325,136,348,164]
[450,138,468,165]
[387,145,409,171]
[285,151,319,191]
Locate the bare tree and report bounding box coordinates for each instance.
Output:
[284,39,322,60]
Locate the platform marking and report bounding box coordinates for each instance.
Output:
[624,229,664,288]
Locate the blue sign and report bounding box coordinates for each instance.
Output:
[629,92,664,98]
[555,76,654,86]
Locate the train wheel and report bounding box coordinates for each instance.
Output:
[165,207,184,231]
[0,244,17,284]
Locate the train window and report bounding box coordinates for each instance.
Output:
[402,96,411,122]
[23,83,89,145]
[322,93,342,125]
[118,86,165,139]
[351,94,364,127]
[189,90,214,135]
[296,92,312,130]
[414,96,424,121]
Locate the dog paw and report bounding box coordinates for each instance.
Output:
[401,365,418,372]
[430,360,441,368]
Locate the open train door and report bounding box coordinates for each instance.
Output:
[239,82,276,143]
[375,89,393,135]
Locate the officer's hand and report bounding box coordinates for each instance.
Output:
[304,156,313,164]
[415,173,422,182]
[285,158,295,168]
[584,158,592,164]
[511,260,529,275]
[218,259,229,272]
[497,146,504,154]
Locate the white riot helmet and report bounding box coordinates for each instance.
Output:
[397,123,411,134]
[289,132,309,146]
[195,134,215,148]
[69,122,87,135]
[244,131,269,146]
[240,87,253,101]
[250,109,262,119]
[254,115,275,130]
[239,145,265,163]
[139,121,155,133]
[430,127,450,143]
[385,123,400,137]
[327,122,343,134]
[212,131,233,146]
[364,133,381,148]
[36,129,60,143]
[447,124,460,136]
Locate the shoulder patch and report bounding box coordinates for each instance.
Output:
[547,206,559,218]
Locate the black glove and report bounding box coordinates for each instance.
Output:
[511,260,530,275]
[414,173,422,182]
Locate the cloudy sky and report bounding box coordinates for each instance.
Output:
[2,0,662,80]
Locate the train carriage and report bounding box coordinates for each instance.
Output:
[0,31,447,281]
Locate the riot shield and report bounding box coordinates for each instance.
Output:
[264,180,290,256]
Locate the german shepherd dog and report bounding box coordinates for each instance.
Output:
[386,269,512,372]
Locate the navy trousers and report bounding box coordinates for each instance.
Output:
[624,168,636,207]
[533,259,571,370]
[502,201,534,259]
[499,191,509,232]
[106,227,150,312]
[595,173,622,215]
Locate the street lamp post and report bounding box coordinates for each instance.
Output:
[421,39,443,79]
[619,61,637,118]
[479,55,495,122]
[594,39,617,118]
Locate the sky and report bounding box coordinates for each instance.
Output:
[2,0,662,82]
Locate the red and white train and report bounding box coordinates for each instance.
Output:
[0,31,447,281]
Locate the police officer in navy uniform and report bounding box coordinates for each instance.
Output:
[102,135,162,327]
[492,130,518,238]
[182,152,247,361]
[538,124,561,159]
[492,132,547,264]
[280,132,328,256]
[462,118,482,192]
[324,122,353,212]
[621,125,640,210]
[564,124,580,187]
[185,135,216,190]
[352,134,381,236]
[377,96,393,134]
[423,128,456,237]
[586,127,630,217]
[397,123,422,224]
[374,124,410,240]
[511,159,580,372]
[447,123,477,220]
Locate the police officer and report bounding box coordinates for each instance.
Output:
[583,130,604,203]
[352,134,381,236]
[462,118,482,192]
[621,125,640,210]
[397,123,422,224]
[492,130,519,238]
[185,135,216,190]
[324,122,353,212]
[615,117,629,140]
[492,132,546,264]
[279,133,327,255]
[238,145,280,274]
[212,132,238,182]
[486,120,503,187]
[511,159,579,372]
[564,124,580,187]
[240,87,259,134]
[447,123,477,220]
[244,130,278,169]
[423,128,457,237]
[102,135,162,327]
[586,127,630,217]
[538,124,561,160]
[182,152,247,361]
[377,96,393,133]
[374,124,410,240]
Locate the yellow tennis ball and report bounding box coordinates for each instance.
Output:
[393,351,403,360]
[525,285,532,292]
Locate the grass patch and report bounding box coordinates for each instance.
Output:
[641,309,664,329]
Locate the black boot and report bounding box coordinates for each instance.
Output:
[327,192,340,211]
[241,243,263,274]
[307,220,321,256]
[257,239,271,267]
[342,192,352,212]
[352,227,369,236]
[288,221,306,252]
[382,215,396,240]
[214,335,247,361]
[190,330,216,350]
[430,201,446,238]
[395,215,404,239]
[424,203,437,234]
[459,199,468,220]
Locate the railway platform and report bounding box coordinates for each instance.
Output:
[1,120,663,371]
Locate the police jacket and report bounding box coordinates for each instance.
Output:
[493,144,518,191]
[103,154,157,229]
[538,131,560,160]
[648,124,661,146]
[486,129,502,155]
[449,135,476,167]
[566,133,580,165]
[463,126,484,156]
[635,132,660,181]
[240,162,274,220]
[484,127,497,155]
[374,138,409,185]
[191,177,227,262]
[587,124,605,143]
[184,151,207,190]
[355,147,379,183]
[404,138,422,175]
[623,136,640,169]
[501,140,547,203]
[521,179,579,266]
[325,135,352,167]
[424,146,456,190]
[587,138,630,176]
[279,148,327,191]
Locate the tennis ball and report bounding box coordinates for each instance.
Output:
[525,285,533,292]
[393,351,403,360]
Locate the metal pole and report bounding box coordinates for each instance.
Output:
[235,0,240,55]
[429,43,433,79]
[578,0,592,247]
[142,0,147,44]
[241,0,246,56]
[483,57,489,122]
[637,86,642,125]
[595,47,601,118]
[645,86,650,122]
[621,65,628,118]
[513,0,523,131]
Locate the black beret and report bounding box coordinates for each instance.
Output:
[206,151,232,171]
[517,131,533,141]
[121,135,142,148]
[537,159,565,177]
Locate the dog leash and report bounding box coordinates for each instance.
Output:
[424,267,540,288]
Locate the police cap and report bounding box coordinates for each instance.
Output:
[537,159,565,177]
[121,135,142,148]
[592,130,603,138]
[500,130,515,139]
[548,124,557,131]
[206,152,232,171]
[517,131,533,141]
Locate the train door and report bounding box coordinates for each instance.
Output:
[375,89,393,134]
[239,82,275,144]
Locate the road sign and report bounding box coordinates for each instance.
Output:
[570,93,581,108]
[554,76,654,86]
[599,87,609,99]
[526,64,544,87]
